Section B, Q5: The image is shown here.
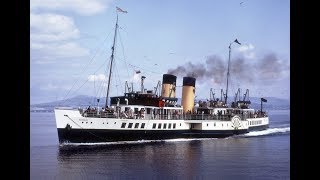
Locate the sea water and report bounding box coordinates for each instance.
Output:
[30,110,290,179]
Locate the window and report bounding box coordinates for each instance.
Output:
[152,123,156,129]
[173,123,176,129]
[134,123,139,128]
[141,123,145,129]
[207,123,208,127]
[214,123,216,127]
[121,123,126,128]
[163,123,167,129]
[180,123,181,126]
[128,123,133,128]
[168,123,171,129]
[158,123,162,129]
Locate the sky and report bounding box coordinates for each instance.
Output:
[30,0,290,105]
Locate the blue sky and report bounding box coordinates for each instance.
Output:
[30,0,290,104]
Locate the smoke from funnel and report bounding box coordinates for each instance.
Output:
[167,53,288,85]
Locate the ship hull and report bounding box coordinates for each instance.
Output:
[248,124,269,131]
[55,108,268,143]
[57,128,248,143]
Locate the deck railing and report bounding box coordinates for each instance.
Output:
[79,109,267,120]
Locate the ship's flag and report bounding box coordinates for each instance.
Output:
[116,6,128,13]
[261,98,267,102]
[234,39,241,45]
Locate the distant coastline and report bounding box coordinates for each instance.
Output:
[30,95,290,112]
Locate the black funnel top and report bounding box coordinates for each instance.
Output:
[162,74,177,84]
[183,77,196,87]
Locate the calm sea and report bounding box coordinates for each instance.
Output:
[30,110,290,179]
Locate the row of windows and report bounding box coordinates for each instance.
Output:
[152,123,179,129]
[82,122,117,125]
[206,123,227,127]
[250,120,262,125]
[121,122,145,129]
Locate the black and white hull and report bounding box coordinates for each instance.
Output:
[55,108,268,143]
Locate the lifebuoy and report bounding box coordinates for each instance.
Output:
[231,115,241,130]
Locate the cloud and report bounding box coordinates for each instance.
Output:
[30,0,113,16]
[32,42,89,61]
[30,13,80,42]
[237,43,256,59]
[39,83,59,90]
[88,74,107,82]
[31,13,89,61]
[238,44,254,52]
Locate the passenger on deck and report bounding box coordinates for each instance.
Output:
[139,109,145,119]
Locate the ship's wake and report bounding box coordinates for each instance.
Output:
[60,138,219,147]
[61,140,161,146]
[60,127,290,147]
[240,127,290,137]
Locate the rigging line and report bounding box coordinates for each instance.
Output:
[93,61,111,101]
[62,78,91,105]
[94,66,109,101]
[117,28,130,79]
[110,60,119,96]
[128,63,163,74]
[95,74,106,98]
[65,60,110,105]
[93,59,108,75]
[98,67,110,98]
[61,30,113,104]
[113,60,124,96]
[115,56,163,74]
[93,73,96,103]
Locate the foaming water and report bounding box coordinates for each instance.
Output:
[241,127,290,137]
[60,128,290,147]
[59,127,290,147]
[61,138,221,147]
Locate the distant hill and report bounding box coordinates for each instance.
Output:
[30,95,107,112]
[30,95,289,112]
[241,97,290,110]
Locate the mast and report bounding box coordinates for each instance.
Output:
[225,39,241,105]
[225,43,232,104]
[105,14,119,108]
